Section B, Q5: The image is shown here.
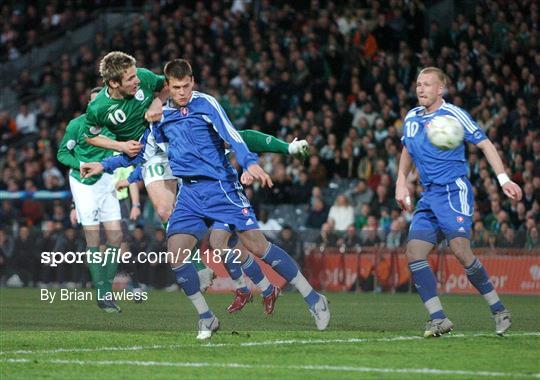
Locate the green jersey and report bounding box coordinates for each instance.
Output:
[84,68,165,141]
[57,114,116,185]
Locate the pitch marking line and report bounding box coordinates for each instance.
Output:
[2,358,540,378]
[1,332,538,356]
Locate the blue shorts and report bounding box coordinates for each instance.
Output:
[408,177,474,244]
[167,177,259,241]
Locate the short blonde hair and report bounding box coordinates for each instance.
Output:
[418,67,448,87]
[99,51,136,85]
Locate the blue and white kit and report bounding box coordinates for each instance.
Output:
[401,100,487,243]
[102,91,260,239]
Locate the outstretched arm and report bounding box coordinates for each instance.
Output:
[81,129,153,178]
[476,139,522,200]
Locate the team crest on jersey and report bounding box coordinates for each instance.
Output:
[181,107,189,116]
[66,140,76,150]
[89,126,102,134]
[241,208,249,216]
[456,216,464,223]
[135,89,144,101]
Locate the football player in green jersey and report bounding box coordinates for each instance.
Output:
[82,51,177,230]
[57,87,123,313]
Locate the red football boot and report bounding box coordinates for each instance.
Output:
[262,287,280,315]
[227,289,253,313]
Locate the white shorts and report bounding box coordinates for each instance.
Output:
[142,153,175,186]
[69,173,121,226]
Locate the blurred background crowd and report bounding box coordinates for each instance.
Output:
[0,0,538,287]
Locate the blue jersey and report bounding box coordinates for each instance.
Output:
[401,101,487,186]
[102,91,259,181]
[127,166,143,184]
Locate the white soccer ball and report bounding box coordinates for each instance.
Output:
[427,115,464,150]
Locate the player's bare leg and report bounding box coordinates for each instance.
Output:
[167,233,219,340]
[237,229,330,330]
[145,179,177,223]
[406,239,453,337]
[449,237,511,335]
[146,179,214,289]
[210,230,253,312]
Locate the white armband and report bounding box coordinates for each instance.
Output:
[497,173,510,186]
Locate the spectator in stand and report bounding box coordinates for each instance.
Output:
[386,219,405,249]
[316,221,339,248]
[361,215,382,247]
[15,104,37,136]
[276,225,303,264]
[306,197,329,230]
[9,225,37,287]
[327,195,355,231]
[257,209,283,242]
[338,225,362,251]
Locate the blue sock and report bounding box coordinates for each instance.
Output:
[409,260,446,320]
[199,310,213,319]
[261,243,299,282]
[224,254,243,281]
[242,255,274,297]
[465,257,505,314]
[172,262,200,296]
[173,263,213,319]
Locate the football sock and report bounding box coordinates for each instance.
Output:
[241,255,273,297]
[465,257,505,314]
[87,246,106,295]
[261,244,319,305]
[104,244,120,294]
[238,129,289,154]
[224,253,249,293]
[172,262,212,318]
[409,260,446,320]
[290,272,320,307]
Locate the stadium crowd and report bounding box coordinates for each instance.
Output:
[0,0,538,287]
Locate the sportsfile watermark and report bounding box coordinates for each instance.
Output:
[40,248,243,267]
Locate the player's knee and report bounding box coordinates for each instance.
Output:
[107,230,123,247]
[209,235,227,251]
[241,238,269,257]
[453,250,474,266]
[405,247,425,262]
[156,205,172,222]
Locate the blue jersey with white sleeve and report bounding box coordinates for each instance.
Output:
[401,101,487,186]
[127,165,143,184]
[153,92,258,181]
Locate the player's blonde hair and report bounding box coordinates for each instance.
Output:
[418,67,448,87]
[99,51,136,85]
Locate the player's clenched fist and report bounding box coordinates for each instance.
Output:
[120,140,143,157]
[502,181,523,201]
[144,98,164,122]
[395,183,413,212]
[80,162,104,178]
[240,171,254,186]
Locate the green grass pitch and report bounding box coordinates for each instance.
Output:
[1,289,539,379]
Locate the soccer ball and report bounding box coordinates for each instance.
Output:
[426,115,464,150]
